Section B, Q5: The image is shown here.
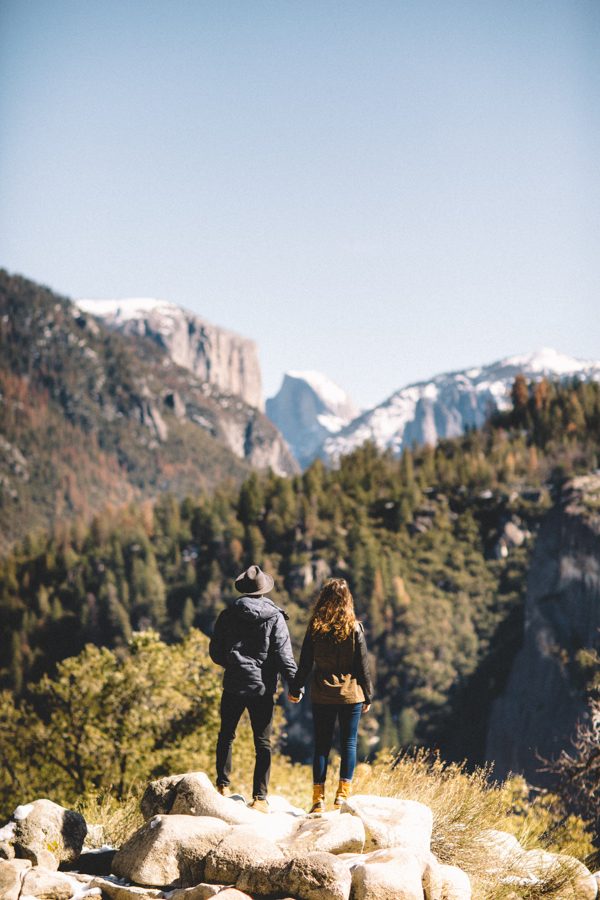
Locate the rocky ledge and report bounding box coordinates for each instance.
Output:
[0,772,598,900]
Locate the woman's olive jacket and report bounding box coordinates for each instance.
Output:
[289,622,373,704]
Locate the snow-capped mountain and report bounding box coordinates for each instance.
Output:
[266,371,359,468]
[322,348,600,463]
[77,297,263,410]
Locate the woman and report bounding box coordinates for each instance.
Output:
[288,578,373,813]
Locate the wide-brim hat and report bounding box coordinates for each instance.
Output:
[234,564,274,597]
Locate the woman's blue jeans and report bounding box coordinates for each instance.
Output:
[312,702,362,784]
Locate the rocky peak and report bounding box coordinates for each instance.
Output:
[266,371,358,469]
[77,297,264,411]
[323,349,600,464]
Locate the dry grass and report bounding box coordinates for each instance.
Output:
[76,787,144,848]
[77,744,596,900]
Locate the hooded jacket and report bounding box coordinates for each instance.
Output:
[209,595,298,697]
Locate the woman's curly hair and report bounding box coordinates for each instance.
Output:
[309,578,357,643]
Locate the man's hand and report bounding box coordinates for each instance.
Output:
[363,703,371,713]
[287,692,301,704]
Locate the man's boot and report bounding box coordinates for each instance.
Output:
[248,796,270,813]
[309,783,326,814]
[216,784,231,797]
[334,778,352,808]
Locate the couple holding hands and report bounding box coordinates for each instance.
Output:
[209,565,373,814]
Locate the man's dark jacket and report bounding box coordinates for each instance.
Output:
[209,595,297,696]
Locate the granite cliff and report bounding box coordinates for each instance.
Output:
[486,473,600,783]
[78,297,264,411]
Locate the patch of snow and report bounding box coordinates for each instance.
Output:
[13,802,34,821]
[287,370,356,414]
[0,819,16,841]
[266,795,306,816]
[77,297,184,322]
[501,347,591,375]
[80,843,115,853]
[61,873,102,899]
[316,412,347,433]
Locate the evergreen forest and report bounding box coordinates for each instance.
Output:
[1,374,598,781]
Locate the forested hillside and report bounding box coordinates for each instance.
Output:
[2,376,598,764]
[0,271,296,552]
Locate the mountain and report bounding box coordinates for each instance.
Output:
[266,370,359,468]
[77,297,263,410]
[323,349,600,463]
[0,271,297,552]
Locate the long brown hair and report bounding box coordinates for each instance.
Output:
[309,578,357,643]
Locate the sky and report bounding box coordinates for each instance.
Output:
[0,0,598,408]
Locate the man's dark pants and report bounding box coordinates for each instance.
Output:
[216,690,274,799]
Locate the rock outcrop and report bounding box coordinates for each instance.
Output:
[1,773,597,900]
[266,372,358,469]
[486,474,600,782]
[77,298,264,411]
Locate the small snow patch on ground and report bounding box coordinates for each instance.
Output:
[13,802,34,821]
[0,819,16,841]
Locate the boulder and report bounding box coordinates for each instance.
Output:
[236,851,352,900]
[0,858,31,900]
[514,849,597,899]
[421,852,444,900]
[170,774,260,826]
[439,863,471,899]
[141,774,189,820]
[20,865,99,900]
[476,829,522,874]
[168,773,299,841]
[111,815,230,887]
[350,847,425,900]
[340,795,433,855]
[0,841,15,860]
[281,812,365,855]
[212,891,253,900]
[91,877,165,899]
[166,883,227,900]
[203,825,285,883]
[11,798,87,869]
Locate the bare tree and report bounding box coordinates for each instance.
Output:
[543,697,600,844]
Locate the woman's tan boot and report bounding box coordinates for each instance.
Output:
[334,779,352,808]
[309,783,326,814]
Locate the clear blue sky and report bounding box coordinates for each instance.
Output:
[1,1,598,408]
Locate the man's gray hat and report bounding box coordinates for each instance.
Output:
[234,564,274,597]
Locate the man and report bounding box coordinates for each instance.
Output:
[209,564,298,812]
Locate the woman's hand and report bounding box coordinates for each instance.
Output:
[287,692,301,704]
[363,703,371,713]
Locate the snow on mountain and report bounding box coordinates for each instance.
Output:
[266,371,359,469]
[77,297,263,410]
[323,348,600,463]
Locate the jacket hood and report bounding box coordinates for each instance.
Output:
[232,595,288,622]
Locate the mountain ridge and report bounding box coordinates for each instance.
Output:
[301,348,600,465]
[78,295,264,411]
[0,270,297,552]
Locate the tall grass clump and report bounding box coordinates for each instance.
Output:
[351,749,595,900]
